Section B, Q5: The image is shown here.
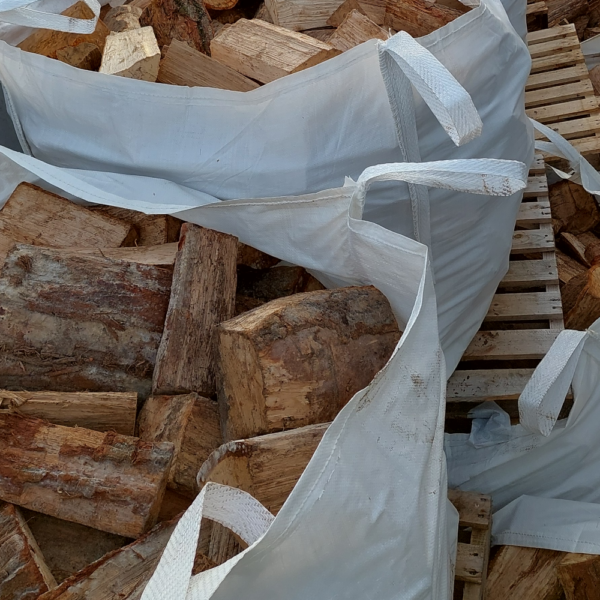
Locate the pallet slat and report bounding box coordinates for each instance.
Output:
[462,329,560,361]
[500,259,558,287]
[511,229,555,253]
[525,80,595,107]
[447,368,536,402]
[516,201,552,225]
[526,64,590,91]
[485,291,562,321]
[526,96,600,123]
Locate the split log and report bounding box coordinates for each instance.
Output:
[549,180,600,235]
[152,224,237,396]
[561,231,600,267]
[557,248,587,284]
[157,39,259,90]
[198,423,328,514]
[237,243,279,269]
[60,242,178,268]
[210,19,340,84]
[383,0,467,36]
[573,14,590,39]
[99,27,161,82]
[139,393,222,496]
[103,5,143,32]
[302,27,335,40]
[20,511,126,584]
[590,65,600,96]
[206,0,238,11]
[218,285,401,440]
[0,244,172,397]
[254,1,274,22]
[0,412,174,538]
[327,9,388,51]
[547,0,589,27]
[0,183,136,264]
[360,0,386,23]
[0,390,137,435]
[557,553,600,599]
[88,206,182,246]
[56,43,102,70]
[18,2,110,58]
[140,0,214,55]
[565,258,600,330]
[486,546,566,600]
[265,0,346,30]
[0,502,57,599]
[327,0,367,26]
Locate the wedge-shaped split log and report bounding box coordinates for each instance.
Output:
[210,19,340,84]
[0,413,174,538]
[218,285,401,440]
[0,183,135,264]
[0,502,57,599]
[327,9,387,51]
[99,27,161,82]
[384,0,467,36]
[104,5,143,32]
[56,43,102,70]
[266,0,347,30]
[153,224,238,396]
[557,553,600,600]
[139,393,222,496]
[550,180,600,235]
[0,244,172,397]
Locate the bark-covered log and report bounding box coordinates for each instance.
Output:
[384,0,467,37]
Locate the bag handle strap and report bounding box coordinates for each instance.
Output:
[350,159,529,218]
[0,0,100,32]
[141,483,274,600]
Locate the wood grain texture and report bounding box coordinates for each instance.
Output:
[0,244,172,397]
[218,285,401,440]
[550,180,600,235]
[565,264,600,330]
[327,9,387,51]
[18,2,110,58]
[60,243,178,267]
[141,0,213,54]
[327,0,367,26]
[266,0,346,30]
[556,248,587,284]
[0,412,174,538]
[0,183,134,265]
[198,423,328,513]
[139,393,222,496]
[383,0,466,36]
[104,5,143,32]
[0,390,137,435]
[153,224,237,396]
[56,43,102,70]
[157,39,259,90]
[0,502,57,599]
[210,19,340,84]
[557,553,600,599]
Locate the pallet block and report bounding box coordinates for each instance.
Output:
[447,154,565,420]
[526,24,600,157]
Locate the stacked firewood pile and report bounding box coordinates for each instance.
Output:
[14,0,477,86]
[0,181,402,598]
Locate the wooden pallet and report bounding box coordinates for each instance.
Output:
[451,489,492,600]
[526,24,600,157]
[447,155,564,420]
[527,0,548,31]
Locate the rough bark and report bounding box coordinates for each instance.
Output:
[0,412,174,537]
[218,285,401,440]
[547,0,589,27]
[549,180,600,235]
[152,224,238,396]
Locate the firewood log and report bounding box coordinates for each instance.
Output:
[561,231,600,267]
[103,5,143,32]
[0,413,174,537]
[56,43,102,70]
[254,1,274,22]
[327,0,367,26]
[384,0,467,37]
[265,0,347,30]
[152,224,238,396]
[59,243,178,267]
[218,285,401,440]
[557,248,587,284]
[210,19,340,84]
[139,393,222,496]
[236,243,279,269]
[0,502,57,599]
[557,553,600,600]
[327,9,388,51]
[549,180,600,235]
[547,0,589,27]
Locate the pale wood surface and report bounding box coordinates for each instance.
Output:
[447,369,536,402]
[550,180,600,234]
[60,243,178,267]
[485,291,562,321]
[266,0,346,30]
[210,19,340,84]
[104,5,142,32]
[463,329,560,360]
[561,231,596,266]
[0,183,134,264]
[0,413,174,537]
[0,502,57,599]
[556,248,587,284]
[557,553,600,600]
[327,9,387,51]
[18,2,109,58]
[327,0,366,25]
[0,244,172,397]
[511,228,555,253]
[0,390,137,435]
[565,265,600,329]
[384,0,466,36]
[139,393,222,496]
[153,224,238,396]
[158,39,259,91]
[500,259,558,288]
[218,285,400,440]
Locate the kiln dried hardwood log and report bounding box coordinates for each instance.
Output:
[0,390,137,435]
[99,27,161,81]
[557,553,600,600]
[61,243,178,267]
[565,262,600,330]
[0,413,174,538]
[590,65,600,96]
[384,0,466,36]
[549,180,600,235]
[0,183,135,264]
[18,1,109,58]
[157,39,259,90]
[254,1,275,21]
[56,42,102,70]
[0,244,172,397]
[561,231,600,267]
[266,0,347,30]
[547,0,589,27]
[89,205,181,246]
[104,5,143,31]
[153,224,237,396]
[210,19,340,84]
[327,0,367,26]
[199,423,328,514]
[218,285,401,440]
[486,546,566,600]
[557,248,587,284]
[0,502,57,599]
[139,393,222,496]
[327,9,387,51]
[141,0,213,54]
